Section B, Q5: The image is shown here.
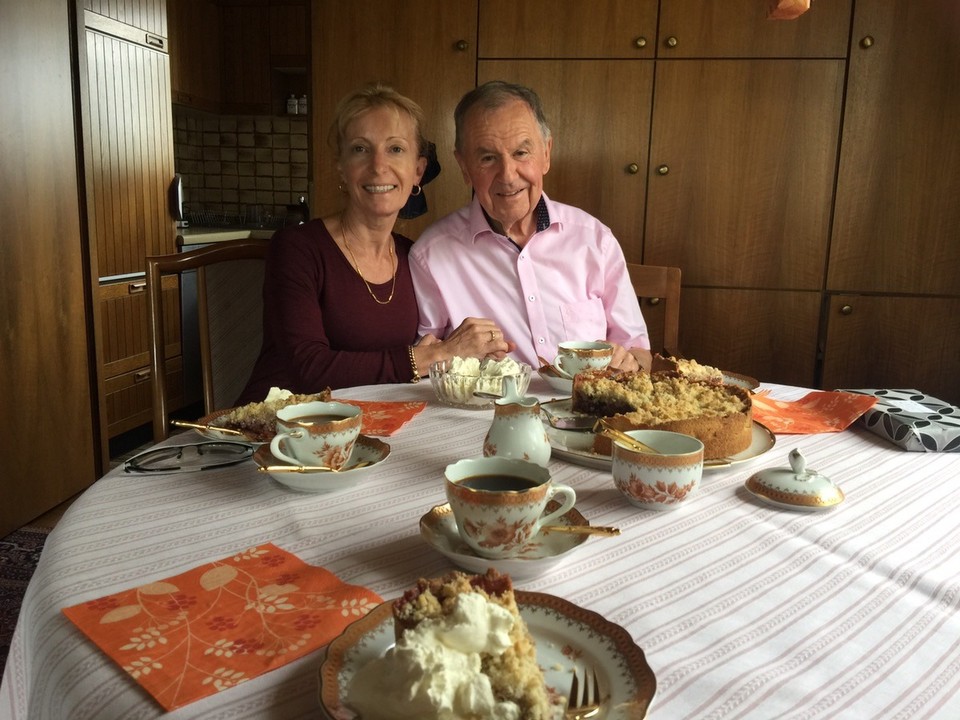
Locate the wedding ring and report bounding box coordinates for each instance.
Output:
[490,330,497,341]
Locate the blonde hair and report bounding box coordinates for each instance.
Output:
[328,84,427,158]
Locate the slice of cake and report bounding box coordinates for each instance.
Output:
[573,369,752,459]
[211,387,331,441]
[650,353,725,385]
[347,569,555,720]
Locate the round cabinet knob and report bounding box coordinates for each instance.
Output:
[860,36,874,49]
[626,162,640,175]
[647,297,661,306]
[840,305,853,315]
[665,36,678,48]
[657,164,670,176]
[634,36,647,49]
[455,39,469,52]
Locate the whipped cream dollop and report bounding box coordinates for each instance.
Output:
[346,593,520,720]
[263,386,293,402]
[440,356,524,404]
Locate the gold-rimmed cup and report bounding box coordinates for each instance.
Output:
[269,401,362,471]
[555,340,614,377]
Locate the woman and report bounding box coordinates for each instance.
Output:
[238,85,511,403]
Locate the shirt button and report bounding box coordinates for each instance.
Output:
[528,295,535,302]
[537,337,545,344]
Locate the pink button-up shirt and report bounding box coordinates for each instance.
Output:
[410,194,649,367]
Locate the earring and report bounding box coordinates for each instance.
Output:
[410,184,423,197]
[338,182,347,193]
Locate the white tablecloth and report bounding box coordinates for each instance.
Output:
[2,380,959,719]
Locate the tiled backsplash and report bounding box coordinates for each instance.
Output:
[172,106,310,227]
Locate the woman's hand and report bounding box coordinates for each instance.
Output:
[412,318,514,376]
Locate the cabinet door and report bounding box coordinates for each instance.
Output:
[83,0,167,36]
[220,3,271,114]
[645,59,844,289]
[168,0,220,111]
[680,289,821,387]
[478,0,657,58]
[2,0,100,536]
[312,0,477,239]
[821,295,960,405]
[478,60,653,263]
[82,26,177,278]
[828,0,960,296]
[657,0,852,58]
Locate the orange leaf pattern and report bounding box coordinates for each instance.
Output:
[62,543,382,711]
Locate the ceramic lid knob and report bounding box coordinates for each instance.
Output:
[745,448,844,511]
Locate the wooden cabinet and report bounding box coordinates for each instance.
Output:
[219,3,271,114]
[821,296,960,404]
[1,0,101,536]
[312,0,477,239]
[82,0,167,38]
[79,2,181,447]
[168,0,220,111]
[824,0,960,403]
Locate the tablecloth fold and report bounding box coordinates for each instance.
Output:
[62,543,382,711]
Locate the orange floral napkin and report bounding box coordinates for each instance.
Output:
[751,390,878,434]
[63,544,382,712]
[336,399,426,436]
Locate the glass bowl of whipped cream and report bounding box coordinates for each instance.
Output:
[429,357,531,409]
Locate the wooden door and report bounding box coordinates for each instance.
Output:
[828,0,960,296]
[220,3,272,114]
[83,0,167,36]
[821,296,960,405]
[311,0,478,239]
[477,60,653,263]
[168,0,220,111]
[657,0,852,58]
[1,0,100,536]
[478,0,658,58]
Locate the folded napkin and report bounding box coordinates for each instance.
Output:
[751,390,878,434]
[336,399,426,436]
[63,543,382,711]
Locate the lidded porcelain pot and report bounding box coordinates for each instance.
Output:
[482,375,551,467]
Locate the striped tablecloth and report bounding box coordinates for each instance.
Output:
[2,380,958,719]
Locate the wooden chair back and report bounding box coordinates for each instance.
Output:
[146,237,270,441]
[625,263,682,355]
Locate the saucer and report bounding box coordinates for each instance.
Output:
[419,502,590,581]
[538,368,573,395]
[253,434,389,493]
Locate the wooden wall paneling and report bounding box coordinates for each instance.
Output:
[478,0,658,58]
[828,0,960,296]
[821,295,960,404]
[477,60,653,263]
[312,0,477,240]
[644,59,845,289]
[1,0,100,536]
[680,288,821,387]
[657,0,853,58]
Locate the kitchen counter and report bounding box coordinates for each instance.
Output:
[176,227,276,247]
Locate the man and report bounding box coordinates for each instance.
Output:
[409,81,651,371]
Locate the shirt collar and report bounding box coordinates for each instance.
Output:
[472,194,553,247]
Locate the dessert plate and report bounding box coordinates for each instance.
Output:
[319,591,656,720]
[195,408,263,443]
[543,400,776,472]
[419,503,590,581]
[253,435,389,493]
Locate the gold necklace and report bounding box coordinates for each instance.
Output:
[341,215,397,305]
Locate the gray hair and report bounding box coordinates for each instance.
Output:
[454,81,551,153]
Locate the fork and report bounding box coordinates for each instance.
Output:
[566,664,603,719]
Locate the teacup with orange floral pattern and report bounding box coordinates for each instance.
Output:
[269,401,361,470]
[445,457,576,559]
[612,429,704,510]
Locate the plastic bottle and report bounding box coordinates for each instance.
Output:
[298,94,308,116]
[286,95,298,115]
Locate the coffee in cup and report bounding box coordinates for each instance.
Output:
[554,340,614,378]
[269,401,362,470]
[444,457,576,559]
